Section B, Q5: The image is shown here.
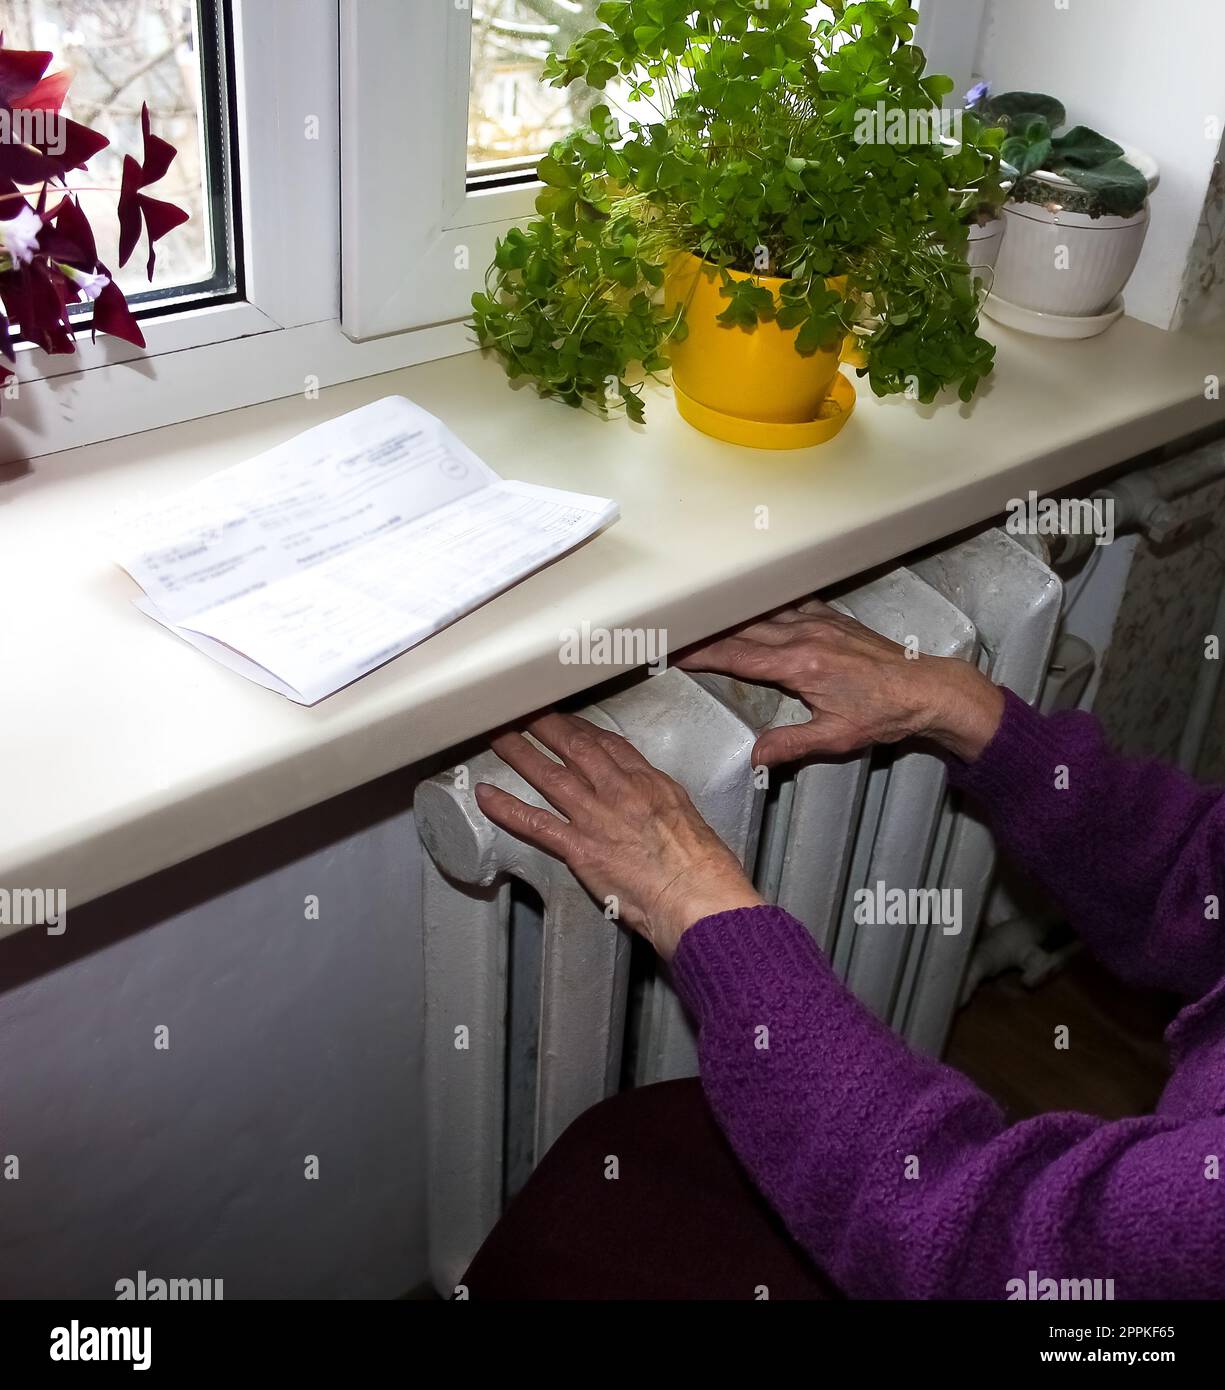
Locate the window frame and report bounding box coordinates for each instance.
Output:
[341,0,989,342]
[3,0,467,464]
[13,0,260,377]
[115,0,245,320]
[340,0,540,342]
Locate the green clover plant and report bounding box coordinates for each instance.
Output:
[472,0,1003,422]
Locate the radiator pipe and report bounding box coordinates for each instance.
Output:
[1044,441,1225,568]
[1038,443,1225,776]
[960,915,1082,1002]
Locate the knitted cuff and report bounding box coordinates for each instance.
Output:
[944,686,1060,805]
[671,903,837,1023]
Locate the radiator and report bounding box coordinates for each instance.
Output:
[415,669,765,1292]
[414,527,1062,1293]
[896,532,1062,1053]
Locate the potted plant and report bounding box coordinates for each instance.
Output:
[967,87,1158,337]
[0,41,188,406]
[471,0,1002,448]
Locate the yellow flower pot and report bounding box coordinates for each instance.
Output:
[664,253,857,449]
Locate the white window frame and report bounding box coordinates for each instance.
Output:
[340,0,539,341]
[3,0,469,464]
[341,0,990,342]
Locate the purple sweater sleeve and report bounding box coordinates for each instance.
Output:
[946,688,1225,1001]
[669,694,1225,1298]
[672,906,1225,1299]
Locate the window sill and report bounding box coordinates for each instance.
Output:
[2,315,1222,920]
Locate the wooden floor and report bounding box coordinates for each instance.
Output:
[946,947,1176,1120]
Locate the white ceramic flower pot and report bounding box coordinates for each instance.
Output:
[966,216,1005,273]
[988,197,1150,316]
[984,150,1159,328]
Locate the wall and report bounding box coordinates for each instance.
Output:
[1199,648,1225,783]
[1178,135,1225,330]
[1091,470,1225,764]
[0,771,427,1300]
[974,0,1225,329]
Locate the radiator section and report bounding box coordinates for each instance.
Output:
[415,527,1061,1291]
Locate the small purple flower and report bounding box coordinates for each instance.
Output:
[63,265,111,302]
[965,81,991,109]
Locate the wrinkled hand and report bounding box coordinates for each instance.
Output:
[475,712,762,960]
[679,602,1004,765]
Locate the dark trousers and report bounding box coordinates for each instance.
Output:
[461,1078,839,1300]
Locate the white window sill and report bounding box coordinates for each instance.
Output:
[2,315,1222,920]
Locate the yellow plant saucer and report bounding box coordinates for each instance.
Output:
[673,370,857,450]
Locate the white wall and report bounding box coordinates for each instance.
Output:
[0,777,427,1300]
[917,0,987,105]
[973,0,1225,329]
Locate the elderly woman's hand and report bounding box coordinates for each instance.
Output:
[475,712,762,960]
[678,602,1005,766]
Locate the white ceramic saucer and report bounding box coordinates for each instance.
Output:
[982,293,1125,339]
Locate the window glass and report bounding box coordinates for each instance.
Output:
[468,0,607,175]
[466,3,883,181]
[4,0,237,307]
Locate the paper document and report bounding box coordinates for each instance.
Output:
[111,395,618,703]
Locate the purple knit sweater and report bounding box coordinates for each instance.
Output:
[671,689,1225,1299]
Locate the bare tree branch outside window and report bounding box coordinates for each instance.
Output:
[468,0,605,168]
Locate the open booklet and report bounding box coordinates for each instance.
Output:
[111,395,619,704]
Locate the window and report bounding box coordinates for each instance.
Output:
[461,2,875,190]
[341,0,534,341]
[5,0,239,319]
[468,1,605,189]
[6,0,474,465]
[343,0,981,343]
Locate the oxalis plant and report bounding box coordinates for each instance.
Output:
[471,0,1003,423]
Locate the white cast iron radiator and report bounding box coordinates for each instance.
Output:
[414,528,1062,1292]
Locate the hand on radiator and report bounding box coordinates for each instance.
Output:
[475,712,762,959]
[678,602,1005,765]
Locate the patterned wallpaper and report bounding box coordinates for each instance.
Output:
[1199,541,1225,782]
[1176,132,1225,330]
[1128,125,1225,765]
[1091,467,1225,774]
